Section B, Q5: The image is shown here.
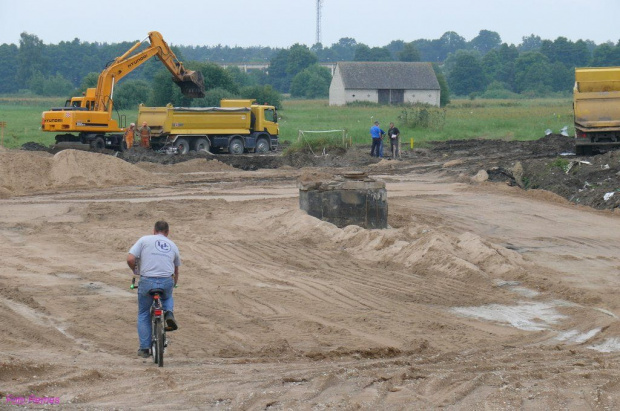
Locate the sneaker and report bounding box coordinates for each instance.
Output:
[165,311,178,332]
[137,348,150,358]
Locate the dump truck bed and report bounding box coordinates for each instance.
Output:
[574,67,620,130]
[138,106,253,136]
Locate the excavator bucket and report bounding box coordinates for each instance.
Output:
[174,70,205,98]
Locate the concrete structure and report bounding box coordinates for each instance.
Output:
[299,172,388,229]
[329,62,440,106]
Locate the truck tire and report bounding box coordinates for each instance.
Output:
[256,137,270,154]
[90,137,105,150]
[174,138,190,155]
[195,138,210,153]
[228,137,244,155]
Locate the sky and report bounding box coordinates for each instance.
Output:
[1,0,618,49]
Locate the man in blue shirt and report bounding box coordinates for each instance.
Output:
[128,221,181,358]
[370,121,384,157]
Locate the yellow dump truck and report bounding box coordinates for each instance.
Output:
[574,67,620,155]
[137,99,278,154]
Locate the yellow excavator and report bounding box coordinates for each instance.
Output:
[41,31,204,151]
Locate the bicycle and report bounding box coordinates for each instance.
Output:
[131,276,168,367]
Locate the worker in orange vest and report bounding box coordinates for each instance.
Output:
[124,123,136,149]
[138,121,151,148]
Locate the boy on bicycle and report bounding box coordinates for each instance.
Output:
[127,221,181,358]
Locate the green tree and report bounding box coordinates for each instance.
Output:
[290,64,332,98]
[328,37,357,61]
[432,63,450,107]
[439,31,467,59]
[469,30,502,55]
[149,70,178,106]
[286,44,318,76]
[225,66,256,87]
[239,85,282,109]
[513,51,552,94]
[519,34,542,52]
[0,44,19,93]
[591,42,620,66]
[193,62,239,94]
[447,50,485,95]
[386,40,406,60]
[354,45,392,61]
[78,72,100,95]
[28,71,75,96]
[114,80,151,109]
[398,43,421,62]
[268,48,290,92]
[17,32,48,89]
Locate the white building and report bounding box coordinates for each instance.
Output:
[329,62,441,106]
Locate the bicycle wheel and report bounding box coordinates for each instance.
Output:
[155,320,164,367]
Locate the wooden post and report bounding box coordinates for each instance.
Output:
[0,121,6,147]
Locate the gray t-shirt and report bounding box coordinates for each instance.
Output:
[129,234,181,278]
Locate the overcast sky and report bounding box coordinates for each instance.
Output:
[1,0,618,48]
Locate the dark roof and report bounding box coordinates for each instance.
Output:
[336,62,440,90]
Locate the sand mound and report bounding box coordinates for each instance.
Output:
[368,159,397,168]
[0,151,54,194]
[50,150,153,188]
[0,149,157,196]
[269,209,525,284]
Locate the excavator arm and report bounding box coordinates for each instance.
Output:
[94,31,204,113]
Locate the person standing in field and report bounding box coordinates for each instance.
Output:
[138,121,151,148]
[370,121,382,157]
[388,122,400,159]
[124,123,136,149]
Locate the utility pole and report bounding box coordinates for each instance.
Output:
[316,0,323,45]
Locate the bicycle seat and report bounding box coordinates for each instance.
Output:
[149,288,165,296]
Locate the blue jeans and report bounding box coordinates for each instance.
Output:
[371,138,381,157]
[137,276,174,349]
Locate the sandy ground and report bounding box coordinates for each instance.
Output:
[2,149,620,410]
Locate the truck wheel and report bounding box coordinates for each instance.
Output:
[90,137,105,150]
[229,138,244,155]
[174,138,190,155]
[256,138,270,154]
[195,138,210,153]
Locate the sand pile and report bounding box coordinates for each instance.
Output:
[0,151,54,197]
[50,150,153,188]
[0,149,156,196]
[268,209,526,295]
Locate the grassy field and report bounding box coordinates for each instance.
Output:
[0,96,574,149]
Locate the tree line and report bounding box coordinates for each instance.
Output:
[1,30,620,105]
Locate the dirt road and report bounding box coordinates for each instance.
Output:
[2,148,620,409]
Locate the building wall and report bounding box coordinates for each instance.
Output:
[404,90,440,106]
[328,69,346,106]
[345,89,378,104]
